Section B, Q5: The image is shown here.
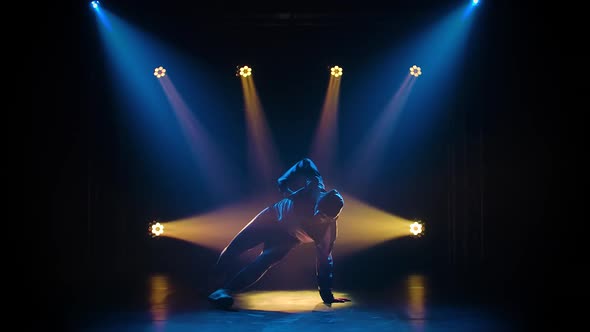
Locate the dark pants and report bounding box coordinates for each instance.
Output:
[214,207,300,292]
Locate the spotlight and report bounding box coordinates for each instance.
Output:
[330,66,343,77]
[154,66,166,78]
[472,0,480,5]
[90,1,100,9]
[409,220,424,237]
[238,66,252,77]
[149,221,165,237]
[409,65,422,77]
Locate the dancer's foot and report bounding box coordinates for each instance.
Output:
[207,288,234,309]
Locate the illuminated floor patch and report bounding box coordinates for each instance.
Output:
[234,290,353,313]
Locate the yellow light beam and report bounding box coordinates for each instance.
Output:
[240,74,282,189]
[310,75,341,174]
[159,193,278,251]
[160,192,414,254]
[334,193,414,255]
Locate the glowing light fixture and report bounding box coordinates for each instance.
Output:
[239,66,252,77]
[409,65,422,77]
[150,221,164,237]
[409,220,424,236]
[472,0,480,5]
[330,66,343,77]
[154,66,166,78]
[91,1,100,9]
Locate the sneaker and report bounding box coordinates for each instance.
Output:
[208,288,234,309]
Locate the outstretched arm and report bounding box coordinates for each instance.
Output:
[277,158,325,197]
[316,222,349,303]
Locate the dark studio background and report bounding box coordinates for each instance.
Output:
[35,0,563,328]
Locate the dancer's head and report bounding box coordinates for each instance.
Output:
[314,189,344,222]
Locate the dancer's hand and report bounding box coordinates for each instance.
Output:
[324,297,351,303]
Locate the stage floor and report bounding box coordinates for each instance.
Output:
[53,270,535,332]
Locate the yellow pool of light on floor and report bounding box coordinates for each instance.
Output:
[234,290,353,313]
